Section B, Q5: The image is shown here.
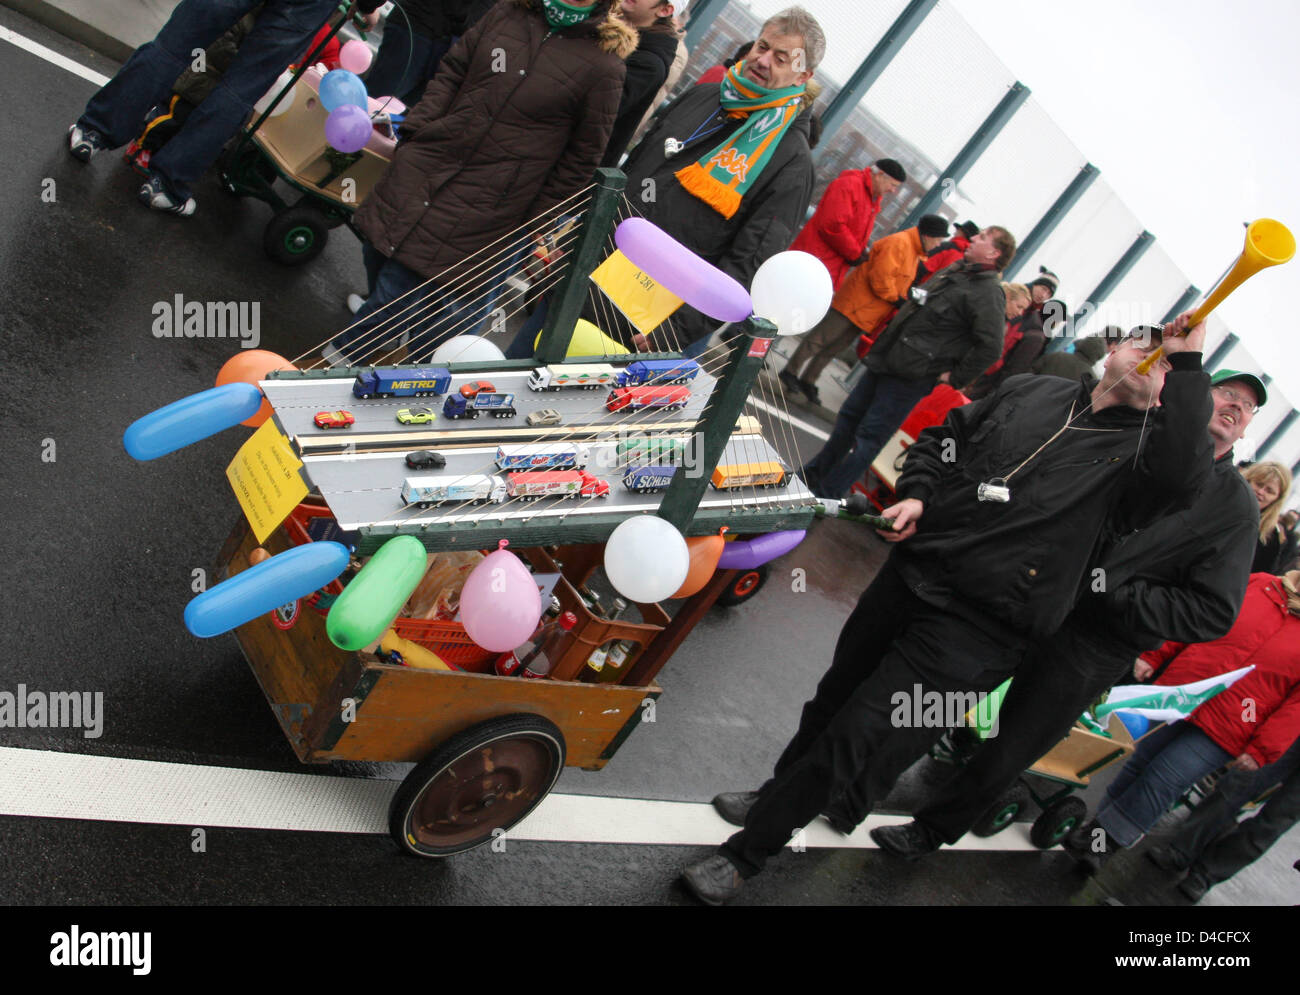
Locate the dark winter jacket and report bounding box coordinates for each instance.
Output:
[600,25,678,168]
[612,81,816,347]
[865,261,1005,389]
[353,0,636,281]
[892,355,1213,638]
[1032,335,1107,379]
[1070,450,1260,654]
[1146,573,1300,767]
[399,0,496,39]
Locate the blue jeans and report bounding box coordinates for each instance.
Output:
[803,368,931,498]
[365,20,454,107]
[78,0,336,198]
[1097,721,1232,848]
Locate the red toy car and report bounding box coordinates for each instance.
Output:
[459,379,497,398]
[314,410,355,429]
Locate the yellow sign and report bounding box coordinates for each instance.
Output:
[590,250,684,333]
[226,419,309,544]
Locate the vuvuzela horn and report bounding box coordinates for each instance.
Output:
[1136,218,1295,375]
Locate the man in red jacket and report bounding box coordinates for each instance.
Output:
[789,159,905,291]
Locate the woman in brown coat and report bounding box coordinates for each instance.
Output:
[327,0,636,364]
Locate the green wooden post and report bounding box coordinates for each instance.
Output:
[534,168,627,366]
[656,316,779,532]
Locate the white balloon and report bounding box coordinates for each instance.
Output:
[429,335,506,365]
[749,250,833,336]
[253,71,298,118]
[603,517,690,604]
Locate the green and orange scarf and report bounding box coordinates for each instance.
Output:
[675,61,807,219]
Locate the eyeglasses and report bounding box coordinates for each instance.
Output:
[1212,385,1260,414]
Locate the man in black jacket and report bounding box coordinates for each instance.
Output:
[681,316,1213,904]
[600,0,684,168]
[869,366,1264,863]
[801,226,1015,499]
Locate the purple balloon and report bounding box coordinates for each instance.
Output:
[614,218,753,322]
[717,530,807,570]
[325,104,373,154]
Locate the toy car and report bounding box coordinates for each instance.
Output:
[527,408,563,427]
[314,410,355,429]
[459,379,497,398]
[405,450,447,471]
[396,406,438,425]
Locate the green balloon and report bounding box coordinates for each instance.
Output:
[326,535,428,651]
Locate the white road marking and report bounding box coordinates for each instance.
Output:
[0,24,110,87]
[747,397,830,441]
[0,746,1041,850]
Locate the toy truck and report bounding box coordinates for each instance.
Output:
[402,474,507,507]
[616,434,689,464]
[442,391,517,420]
[711,459,788,489]
[622,464,679,493]
[606,384,691,413]
[527,364,619,391]
[353,368,452,399]
[495,443,590,471]
[615,359,700,387]
[505,470,610,501]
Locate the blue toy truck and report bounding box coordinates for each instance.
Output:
[621,464,679,493]
[615,359,700,387]
[353,368,452,399]
[442,391,517,420]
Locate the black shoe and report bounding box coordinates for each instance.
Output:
[871,821,942,860]
[712,791,759,827]
[1061,818,1114,874]
[778,369,804,397]
[681,853,745,906]
[1145,843,1190,873]
[67,124,106,162]
[822,809,856,836]
[1177,869,1210,903]
[799,379,821,405]
[138,172,196,216]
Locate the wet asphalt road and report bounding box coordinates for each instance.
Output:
[0,5,1294,918]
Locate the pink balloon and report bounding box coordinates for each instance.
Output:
[339,39,373,74]
[325,104,372,154]
[614,218,753,322]
[459,541,542,653]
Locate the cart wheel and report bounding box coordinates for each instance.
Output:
[263,205,329,265]
[971,782,1030,837]
[715,563,770,607]
[1030,796,1087,849]
[389,714,565,858]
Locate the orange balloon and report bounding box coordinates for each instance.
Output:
[215,350,297,427]
[248,547,271,566]
[670,532,727,599]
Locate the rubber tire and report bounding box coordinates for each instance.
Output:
[389,714,565,858]
[263,204,329,265]
[1030,795,1087,849]
[971,781,1031,837]
[715,563,770,607]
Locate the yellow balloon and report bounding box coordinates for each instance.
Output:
[534,319,631,358]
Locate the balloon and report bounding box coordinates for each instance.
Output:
[459,541,542,653]
[319,68,368,112]
[185,541,350,637]
[215,349,297,427]
[338,40,373,74]
[253,70,297,117]
[614,218,752,322]
[429,334,506,364]
[533,318,631,357]
[124,383,263,461]
[1116,711,1151,741]
[717,529,807,570]
[670,530,727,599]
[326,535,428,651]
[604,516,690,604]
[324,104,373,154]
[750,251,833,336]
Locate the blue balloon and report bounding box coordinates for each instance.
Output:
[319,69,367,112]
[184,541,351,638]
[1116,710,1151,740]
[123,383,263,461]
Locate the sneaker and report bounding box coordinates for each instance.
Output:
[871,820,943,860]
[321,342,351,368]
[138,173,196,216]
[67,124,106,162]
[711,791,760,827]
[345,293,367,315]
[680,853,745,906]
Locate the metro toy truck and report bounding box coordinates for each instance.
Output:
[402,474,508,507]
[615,359,700,387]
[606,384,691,412]
[442,391,517,420]
[527,364,618,391]
[506,470,610,500]
[353,368,452,399]
[496,443,590,471]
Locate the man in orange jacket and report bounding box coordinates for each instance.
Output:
[781,214,949,404]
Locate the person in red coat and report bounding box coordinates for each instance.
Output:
[917,219,978,283]
[1064,571,1300,867]
[789,159,905,291]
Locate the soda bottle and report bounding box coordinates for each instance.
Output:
[582,599,627,681]
[521,611,578,679]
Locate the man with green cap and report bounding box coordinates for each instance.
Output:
[870,357,1266,862]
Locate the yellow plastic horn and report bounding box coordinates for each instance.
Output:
[1136,218,1295,374]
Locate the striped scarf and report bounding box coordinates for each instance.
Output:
[674,62,806,219]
